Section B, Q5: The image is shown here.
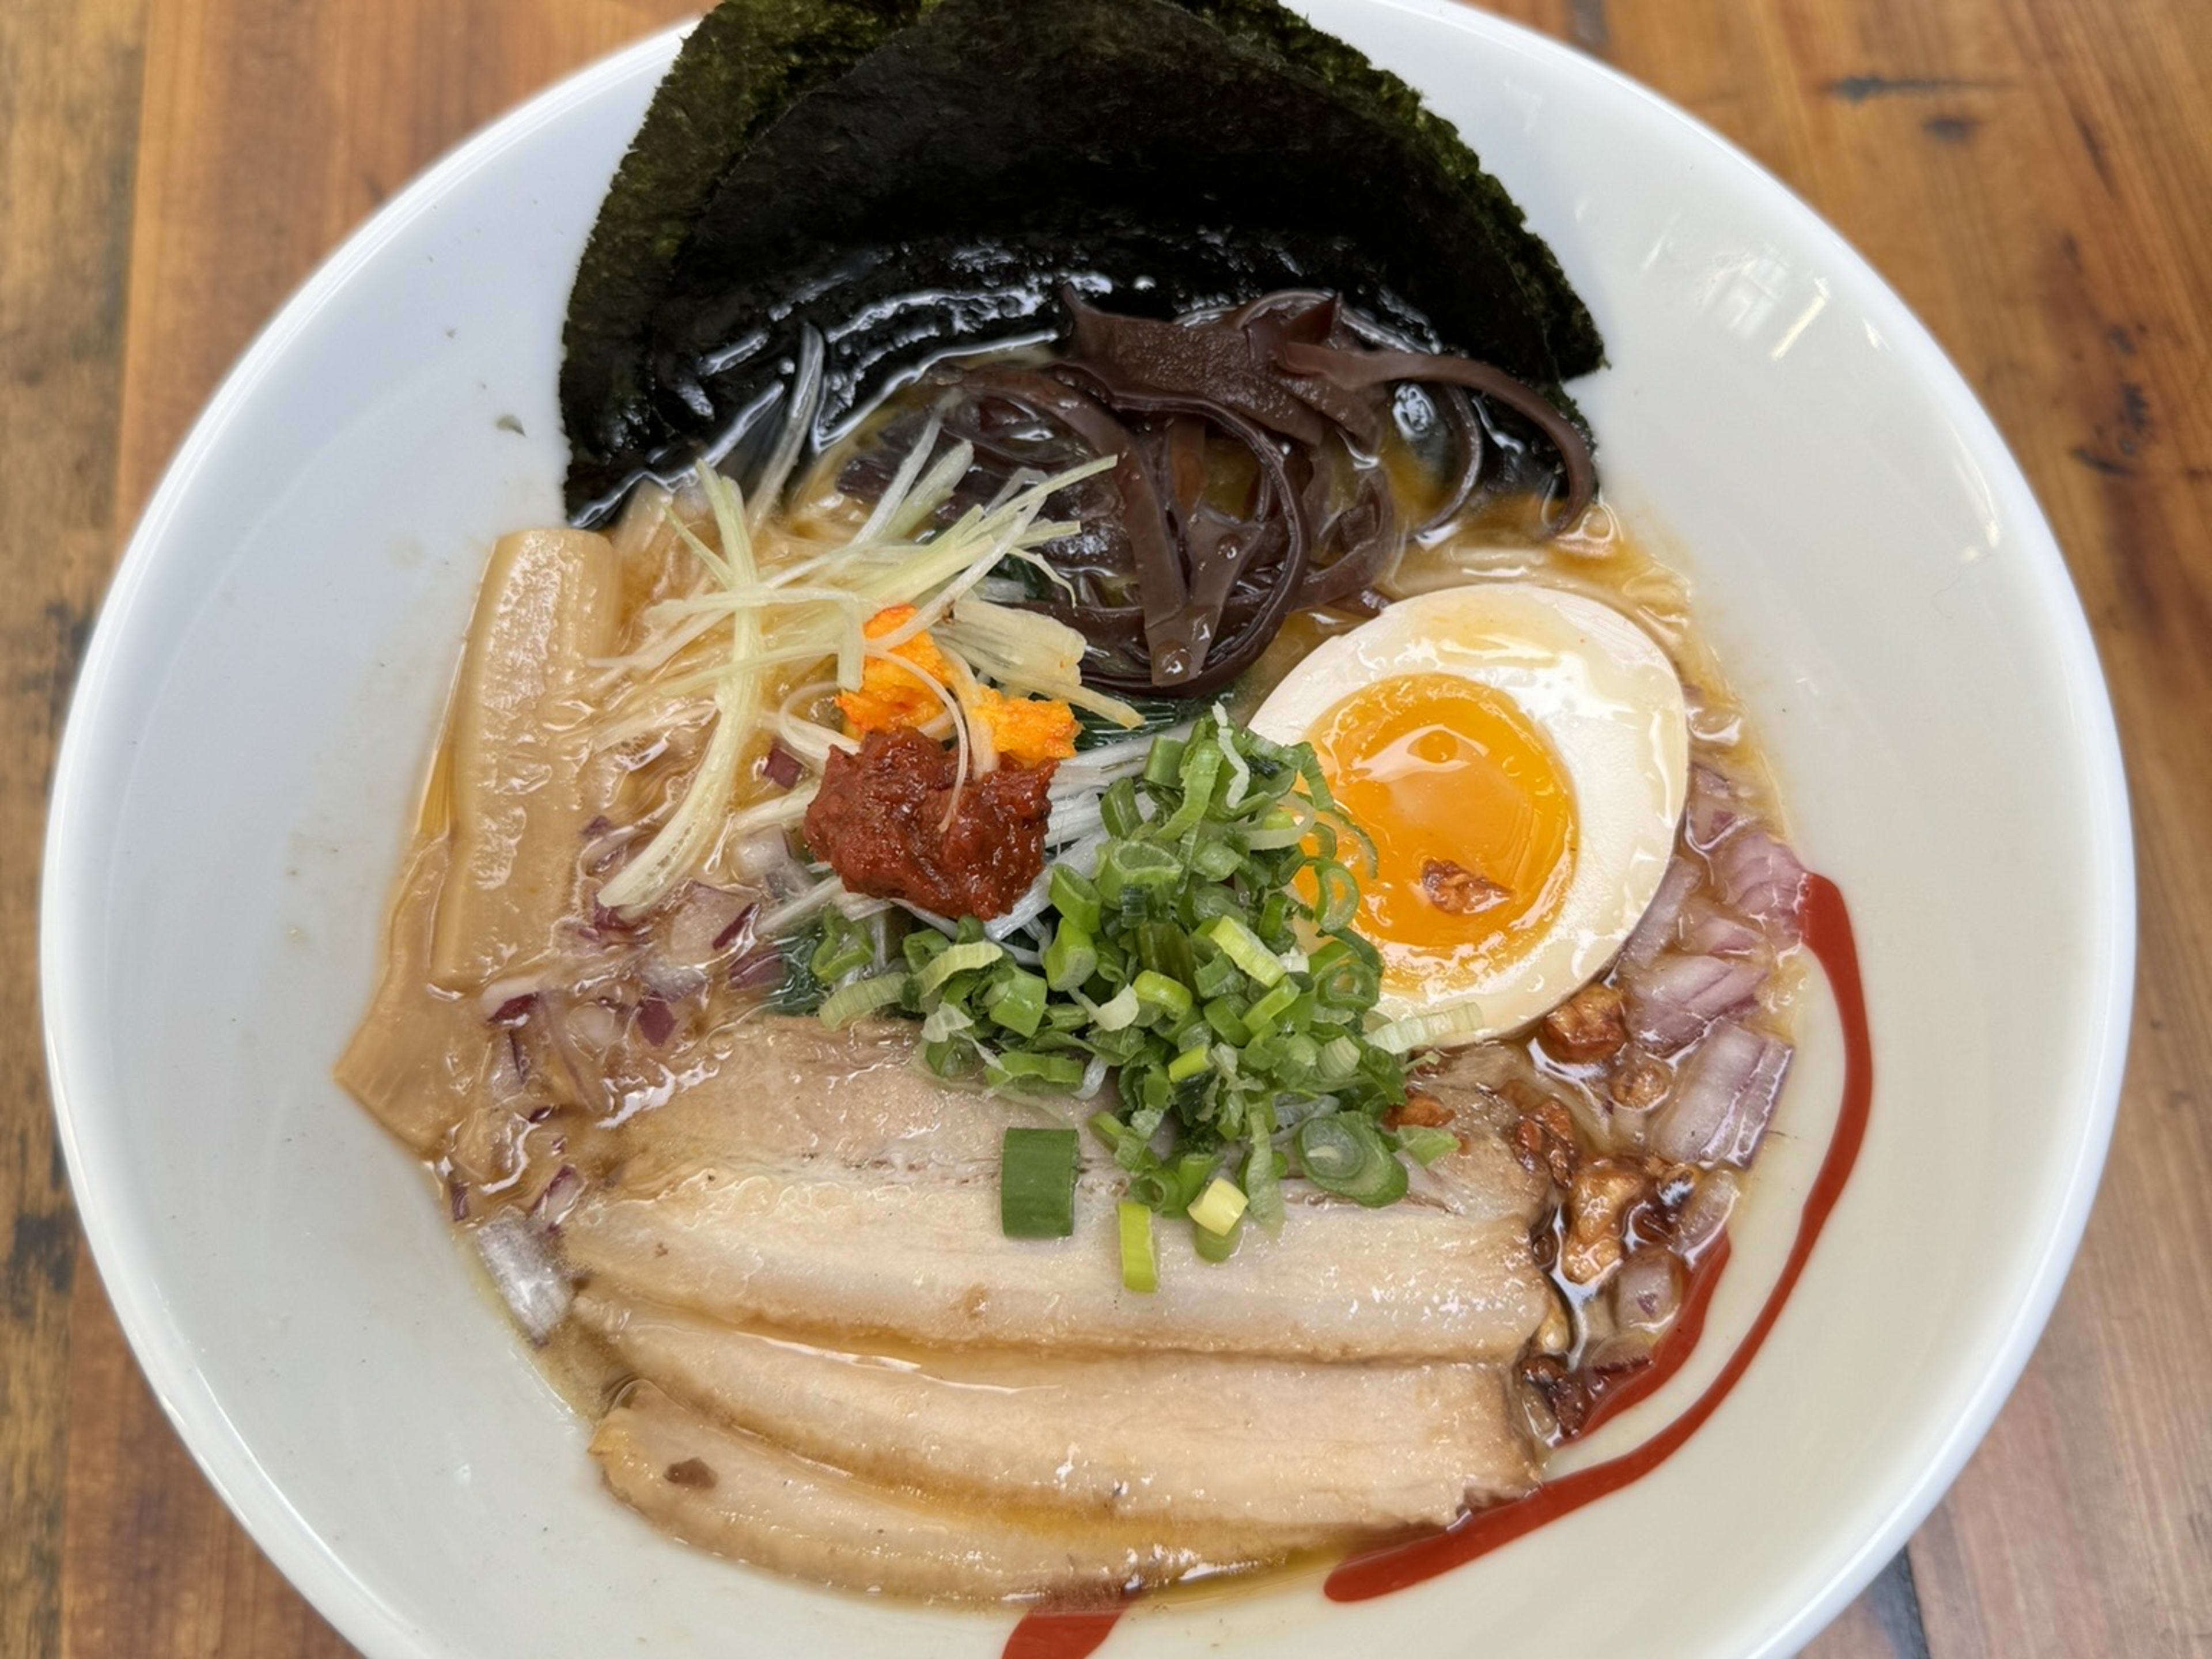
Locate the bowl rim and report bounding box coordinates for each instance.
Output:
[40,6,2135,1657]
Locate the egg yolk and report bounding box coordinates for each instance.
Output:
[1310,673,1576,974]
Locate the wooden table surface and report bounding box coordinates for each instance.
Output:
[3,0,2207,1652]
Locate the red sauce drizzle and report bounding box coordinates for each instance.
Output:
[1573,1228,1734,1438]
[1001,873,1868,1648]
[1001,1605,1126,1659]
[1325,873,1870,1600]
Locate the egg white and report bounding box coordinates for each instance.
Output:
[1250,582,1688,1043]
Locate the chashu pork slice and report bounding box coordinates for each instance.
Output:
[577,1289,1536,1535]
[561,1019,1551,1362]
[593,1383,1278,1601]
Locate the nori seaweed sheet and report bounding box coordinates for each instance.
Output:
[559,0,927,493]
[560,0,1605,520]
[1164,0,1603,381]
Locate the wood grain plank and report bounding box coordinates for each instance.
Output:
[112,0,702,511]
[0,0,150,1653]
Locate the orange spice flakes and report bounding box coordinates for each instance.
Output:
[836,605,1079,768]
[969,684,1079,767]
[836,605,957,734]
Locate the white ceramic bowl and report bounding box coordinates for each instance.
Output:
[42,3,2132,1656]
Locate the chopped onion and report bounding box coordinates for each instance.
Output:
[636,953,703,1003]
[529,1164,585,1233]
[1620,857,1698,970]
[472,1211,570,1344]
[635,998,676,1046]
[762,741,804,789]
[729,830,791,882]
[1677,899,1766,959]
[563,999,622,1052]
[1624,950,1767,1053]
[488,1028,530,1099]
[1585,1331,1656,1378]
[664,882,753,963]
[730,945,787,990]
[1710,827,1809,945]
[1651,1021,1793,1166]
[1674,1168,1740,1255]
[478,972,550,1021]
[1685,763,1747,850]
[1612,1248,1683,1332]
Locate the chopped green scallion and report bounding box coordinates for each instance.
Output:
[1041,917,1097,992]
[990,1051,1086,1089]
[1131,969,1194,1023]
[817,971,910,1029]
[1296,1116,1409,1207]
[809,911,874,983]
[983,968,1049,1037]
[1165,1044,1213,1084]
[1242,978,1301,1035]
[1395,1124,1462,1166]
[915,938,1003,997]
[1203,914,1286,987]
[819,707,1412,1293]
[1048,865,1102,937]
[1187,1177,1248,1237]
[1118,1199,1158,1293]
[1000,1127,1078,1237]
[1192,1213,1243,1263]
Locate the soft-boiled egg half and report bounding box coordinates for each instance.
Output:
[1251,582,1688,1044]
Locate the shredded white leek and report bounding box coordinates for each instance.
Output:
[746,327,824,536]
[937,653,999,777]
[939,598,1144,728]
[773,679,858,766]
[854,412,943,544]
[599,465,768,916]
[883,440,978,541]
[757,872,844,936]
[585,605,724,694]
